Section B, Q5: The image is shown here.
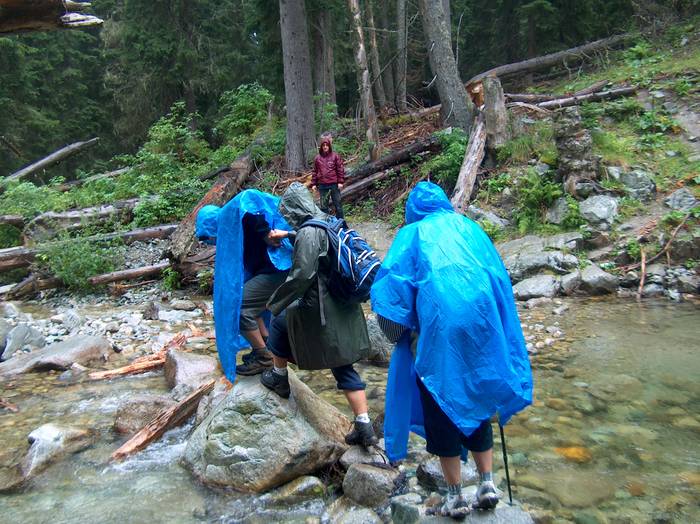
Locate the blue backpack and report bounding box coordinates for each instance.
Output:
[300,217,381,304]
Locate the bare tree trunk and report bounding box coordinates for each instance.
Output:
[378,3,396,108]
[348,0,381,161]
[312,9,337,122]
[365,0,387,109]
[442,0,451,42]
[483,76,509,150]
[279,0,315,173]
[419,0,474,132]
[395,0,408,112]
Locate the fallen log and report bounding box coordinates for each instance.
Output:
[347,134,441,181]
[0,223,177,274]
[505,81,609,104]
[168,150,256,262]
[111,378,216,461]
[341,166,402,201]
[87,261,170,286]
[55,168,129,192]
[506,102,552,115]
[451,115,486,213]
[466,34,631,87]
[5,274,62,300]
[537,86,636,109]
[0,215,24,228]
[5,138,99,183]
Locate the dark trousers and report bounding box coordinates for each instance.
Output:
[319,184,344,220]
[267,310,366,391]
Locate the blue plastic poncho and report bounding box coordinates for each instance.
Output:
[195,190,294,380]
[371,182,533,461]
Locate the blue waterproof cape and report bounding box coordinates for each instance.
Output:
[195,190,294,380]
[371,182,533,461]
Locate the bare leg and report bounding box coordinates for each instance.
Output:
[343,389,368,417]
[472,449,493,474]
[256,317,269,339]
[440,455,462,486]
[241,329,266,350]
[272,356,288,369]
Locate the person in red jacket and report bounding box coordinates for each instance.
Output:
[310,136,345,220]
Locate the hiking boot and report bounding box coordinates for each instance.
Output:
[260,369,290,399]
[472,480,499,510]
[426,495,470,519]
[236,349,273,376]
[344,420,378,449]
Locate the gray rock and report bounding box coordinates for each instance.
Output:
[104,321,120,333]
[158,309,197,323]
[580,265,619,295]
[688,154,700,163]
[416,457,478,491]
[21,423,94,479]
[545,197,569,225]
[0,318,11,354]
[343,463,399,507]
[525,297,553,309]
[574,182,597,198]
[2,303,22,319]
[142,301,162,320]
[0,336,112,377]
[677,274,700,293]
[606,166,623,180]
[171,299,197,311]
[391,493,422,524]
[580,195,618,230]
[619,170,656,201]
[620,271,640,288]
[195,379,232,424]
[512,275,559,300]
[268,476,325,505]
[665,188,699,211]
[182,373,350,492]
[164,349,219,392]
[497,232,584,259]
[467,206,510,229]
[366,314,393,364]
[326,496,382,524]
[2,323,46,359]
[534,162,551,176]
[503,251,578,282]
[340,444,388,470]
[561,269,581,295]
[61,310,83,331]
[552,303,570,315]
[114,394,177,435]
[642,283,665,297]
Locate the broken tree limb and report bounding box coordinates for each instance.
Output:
[0,246,34,272]
[347,134,441,181]
[506,102,552,115]
[341,166,402,202]
[5,138,99,182]
[450,115,486,214]
[483,76,509,150]
[5,274,62,300]
[505,80,610,104]
[466,34,631,86]
[0,215,24,228]
[111,378,216,461]
[87,261,170,286]
[168,151,255,262]
[55,168,130,192]
[537,86,636,109]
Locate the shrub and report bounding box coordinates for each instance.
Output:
[0,224,21,249]
[420,129,468,190]
[512,169,563,233]
[497,121,556,165]
[0,182,71,219]
[217,83,274,144]
[561,195,586,229]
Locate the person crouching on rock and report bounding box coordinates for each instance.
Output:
[259,182,378,449]
[371,182,533,517]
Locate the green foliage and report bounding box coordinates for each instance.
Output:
[512,169,563,233]
[483,172,512,203]
[0,225,21,249]
[685,259,698,270]
[132,179,208,227]
[625,239,642,261]
[619,196,644,218]
[497,121,556,165]
[217,83,274,145]
[672,77,693,97]
[478,219,504,242]
[624,41,654,62]
[420,129,468,190]
[197,269,214,294]
[561,195,586,229]
[0,182,71,219]
[161,267,181,291]
[37,237,123,291]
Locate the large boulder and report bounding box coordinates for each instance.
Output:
[619,169,656,201]
[2,323,46,360]
[497,232,584,260]
[182,373,350,492]
[0,336,112,377]
[503,251,578,283]
[365,314,393,364]
[114,394,177,435]
[545,197,569,225]
[0,319,11,356]
[164,349,220,393]
[467,205,510,229]
[416,457,478,491]
[512,275,559,300]
[580,195,618,230]
[342,463,400,507]
[326,496,382,524]
[665,187,698,211]
[21,423,94,479]
[580,265,619,295]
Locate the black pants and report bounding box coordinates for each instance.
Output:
[319,183,344,220]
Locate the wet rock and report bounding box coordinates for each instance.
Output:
[340,444,388,470]
[580,265,618,294]
[669,231,700,262]
[619,170,656,201]
[158,309,198,323]
[525,297,553,309]
[142,301,162,320]
[22,423,95,479]
[326,496,382,524]
[545,398,567,410]
[517,470,615,508]
[503,251,578,283]
[171,299,197,311]
[416,457,478,491]
[513,275,559,300]
[497,232,584,259]
[2,323,46,359]
[672,416,700,431]
[114,394,177,435]
[104,321,120,333]
[183,373,349,492]
[343,463,399,507]
[552,303,570,315]
[164,349,219,392]
[0,318,11,353]
[606,166,623,180]
[390,493,422,524]
[2,302,23,319]
[467,205,510,229]
[269,476,325,505]
[677,274,700,293]
[580,195,618,230]
[560,271,582,295]
[365,314,393,364]
[0,336,112,377]
[545,197,569,225]
[642,283,665,297]
[665,187,698,211]
[195,379,232,424]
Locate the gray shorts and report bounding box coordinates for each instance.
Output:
[239,271,288,331]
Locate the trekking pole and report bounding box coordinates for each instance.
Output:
[498,422,513,505]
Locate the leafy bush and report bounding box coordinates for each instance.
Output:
[478,219,504,242]
[625,239,642,261]
[161,266,181,291]
[420,129,468,190]
[0,182,71,219]
[132,178,208,227]
[497,121,556,165]
[37,237,123,291]
[217,83,274,145]
[512,169,563,233]
[0,224,21,249]
[561,195,586,229]
[619,196,644,218]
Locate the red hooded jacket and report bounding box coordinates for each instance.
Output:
[312,139,345,186]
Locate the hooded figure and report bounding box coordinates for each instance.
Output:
[311,137,346,220]
[266,182,370,369]
[195,190,294,380]
[371,182,532,515]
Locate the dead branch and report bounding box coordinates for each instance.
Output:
[537,86,636,109]
[5,138,99,182]
[87,261,170,286]
[450,115,487,213]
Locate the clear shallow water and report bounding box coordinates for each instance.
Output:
[1,299,698,523]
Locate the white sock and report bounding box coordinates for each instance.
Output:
[356,413,370,423]
[273,366,287,376]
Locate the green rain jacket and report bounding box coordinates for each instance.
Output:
[267,183,370,370]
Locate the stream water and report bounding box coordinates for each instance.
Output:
[1,298,698,523]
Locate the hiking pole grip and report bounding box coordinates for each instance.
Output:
[498,422,513,505]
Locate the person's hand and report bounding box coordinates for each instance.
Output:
[338,183,344,189]
[266,229,288,247]
[310,185,318,194]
